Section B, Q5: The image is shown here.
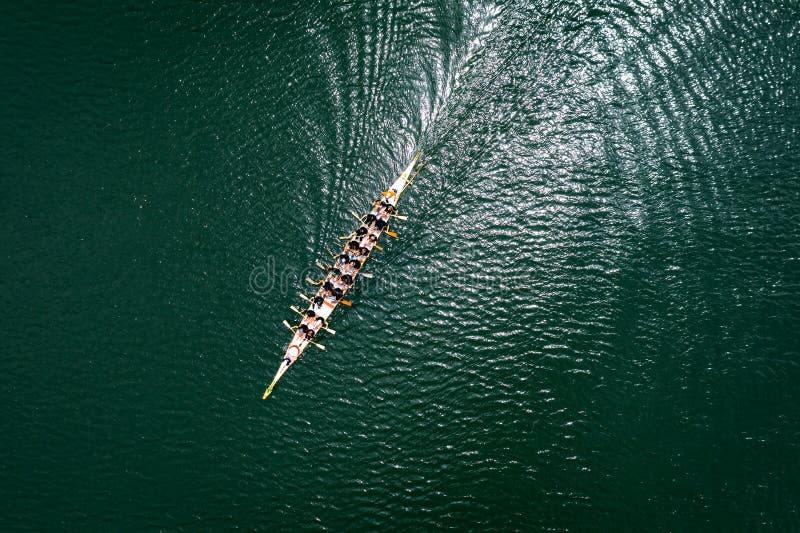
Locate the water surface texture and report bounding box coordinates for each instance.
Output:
[2,0,799,530]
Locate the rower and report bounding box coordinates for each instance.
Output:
[341,273,353,286]
[348,257,363,275]
[319,286,334,302]
[355,225,368,237]
[330,267,344,281]
[348,240,360,253]
[322,255,348,274]
[364,213,377,226]
[356,234,374,251]
[302,309,317,325]
[332,287,344,301]
[297,325,315,341]
[323,268,343,285]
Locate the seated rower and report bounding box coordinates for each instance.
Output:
[340,259,355,276]
[332,287,344,301]
[363,216,386,235]
[340,274,353,286]
[348,240,361,253]
[297,324,315,341]
[302,309,317,325]
[357,218,380,239]
[357,234,375,251]
[378,205,394,220]
[328,272,343,288]
[364,213,377,226]
[357,232,371,248]
[323,255,348,274]
[322,283,336,296]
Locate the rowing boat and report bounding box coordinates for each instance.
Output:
[262,151,425,399]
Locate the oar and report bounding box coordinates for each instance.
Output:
[316,260,328,271]
[386,230,398,238]
[340,300,352,307]
[306,277,323,286]
[325,246,337,258]
[350,210,365,222]
[391,214,408,221]
[339,234,354,240]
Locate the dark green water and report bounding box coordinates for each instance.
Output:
[2,0,799,530]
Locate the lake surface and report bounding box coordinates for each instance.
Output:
[2,0,799,530]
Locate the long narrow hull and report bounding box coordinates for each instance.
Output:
[263,151,423,399]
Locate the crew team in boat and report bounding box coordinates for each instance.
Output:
[264,152,424,399]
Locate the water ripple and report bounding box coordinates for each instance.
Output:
[2,0,799,530]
